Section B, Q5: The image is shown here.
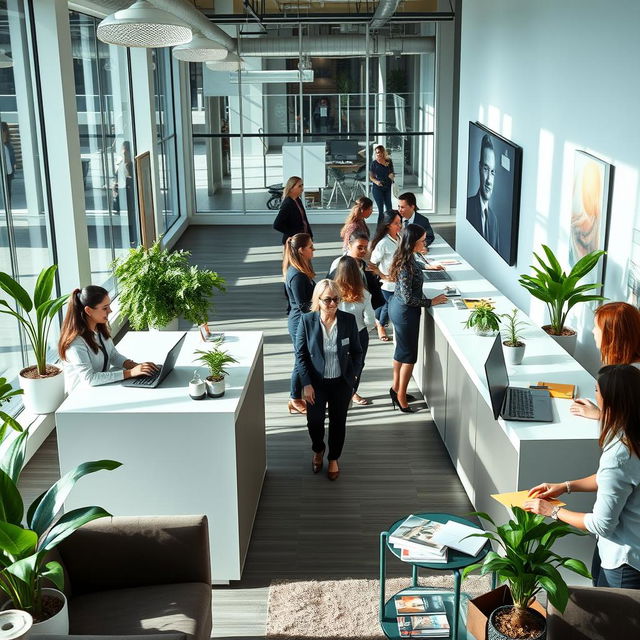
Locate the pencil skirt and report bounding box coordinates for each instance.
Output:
[388,297,421,364]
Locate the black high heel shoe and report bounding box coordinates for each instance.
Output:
[390,388,417,406]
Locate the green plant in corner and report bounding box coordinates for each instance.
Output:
[501,308,527,347]
[0,378,24,441]
[518,245,606,335]
[0,426,121,622]
[463,300,501,335]
[194,347,238,382]
[462,507,591,617]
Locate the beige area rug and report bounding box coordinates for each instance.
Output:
[266,574,492,639]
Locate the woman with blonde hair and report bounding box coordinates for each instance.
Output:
[334,255,375,405]
[340,196,373,252]
[370,145,394,224]
[273,176,313,244]
[295,279,363,480]
[283,233,316,414]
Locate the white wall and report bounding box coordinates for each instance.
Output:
[456,0,640,374]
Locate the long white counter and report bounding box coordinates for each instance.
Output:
[55,330,266,583]
[415,237,600,579]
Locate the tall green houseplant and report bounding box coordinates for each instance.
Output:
[112,240,225,330]
[519,245,606,335]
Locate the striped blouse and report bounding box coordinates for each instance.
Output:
[321,319,340,379]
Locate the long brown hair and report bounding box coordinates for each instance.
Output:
[371,209,401,251]
[595,302,640,365]
[283,175,302,200]
[389,223,423,282]
[598,365,640,458]
[334,256,364,303]
[58,286,110,359]
[340,196,373,241]
[282,232,315,280]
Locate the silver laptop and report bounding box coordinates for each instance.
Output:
[484,335,554,422]
[122,332,187,388]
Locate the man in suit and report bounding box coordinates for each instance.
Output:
[467,134,500,252]
[397,192,435,246]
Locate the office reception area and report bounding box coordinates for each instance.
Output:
[2,1,640,638]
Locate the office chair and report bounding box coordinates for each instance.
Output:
[326,166,350,207]
[348,166,367,201]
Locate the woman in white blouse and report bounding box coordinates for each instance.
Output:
[369,210,402,341]
[58,286,158,391]
[334,256,375,405]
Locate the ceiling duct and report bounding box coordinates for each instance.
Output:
[239,35,434,57]
[370,0,402,31]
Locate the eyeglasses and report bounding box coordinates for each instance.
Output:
[320,296,340,305]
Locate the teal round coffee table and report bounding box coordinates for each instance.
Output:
[379,512,490,640]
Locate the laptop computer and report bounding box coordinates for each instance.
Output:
[422,269,451,282]
[484,335,554,422]
[122,332,187,388]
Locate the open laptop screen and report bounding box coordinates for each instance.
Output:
[484,335,509,420]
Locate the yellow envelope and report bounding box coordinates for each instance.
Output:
[536,381,576,399]
[491,490,566,509]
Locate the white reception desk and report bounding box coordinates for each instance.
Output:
[415,237,600,578]
[55,331,266,583]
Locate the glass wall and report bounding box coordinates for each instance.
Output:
[0,0,53,408]
[191,24,435,214]
[153,47,180,234]
[70,11,137,290]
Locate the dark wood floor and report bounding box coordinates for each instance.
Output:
[19,223,473,639]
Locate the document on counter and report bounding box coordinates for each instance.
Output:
[491,490,565,510]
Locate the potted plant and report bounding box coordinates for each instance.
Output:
[464,300,501,336]
[462,507,591,640]
[518,245,606,355]
[0,426,121,634]
[501,308,527,365]
[112,240,225,331]
[194,347,238,397]
[0,266,68,414]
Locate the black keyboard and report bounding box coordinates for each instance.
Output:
[423,270,451,281]
[507,388,534,418]
[131,371,161,386]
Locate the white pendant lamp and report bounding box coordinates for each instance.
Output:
[205,52,244,72]
[173,32,228,62]
[97,0,192,48]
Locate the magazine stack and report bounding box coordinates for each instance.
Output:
[395,592,450,638]
[388,515,448,563]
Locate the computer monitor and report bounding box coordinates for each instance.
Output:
[328,139,359,160]
[484,335,509,420]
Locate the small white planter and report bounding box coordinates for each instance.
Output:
[206,377,225,398]
[19,367,65,415]
[1,588,68,637]
[543,325,577,356]
[0,609,32,640]
[503,342,526,365]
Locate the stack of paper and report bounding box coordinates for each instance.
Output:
[389,515,448,563]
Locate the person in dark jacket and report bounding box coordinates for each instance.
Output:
[370,144,394,224]
[295,279,363,481]
[283,233,316,415]
[397,192,435,246]
[273,176,313,244]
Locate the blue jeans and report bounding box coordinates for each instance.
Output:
[591,547,640,589]
[372,184,393,224]
[375,289,394,326]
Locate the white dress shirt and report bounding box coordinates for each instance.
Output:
[63,332,129,391]
[339,290,376,332]
[370,234,398,292]
[321,319,340,379]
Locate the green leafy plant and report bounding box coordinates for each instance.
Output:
[0,266,67,375]
[501,308,527,347]
[462,507,591,615]
[0,378,23,441]
[0,426,121,621]
[463,300,501,334]
[194,348,238,381]
[112,240,225,330]
[519,245,606,335]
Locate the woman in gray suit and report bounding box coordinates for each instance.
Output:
[295,279,363,481]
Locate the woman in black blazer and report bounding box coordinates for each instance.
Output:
[273,176,313,244]
[295,279,363,481]
[388,224,448,413]
[283,233,316,415]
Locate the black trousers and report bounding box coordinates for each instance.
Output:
[354,327,369,392]
[307,377,352,460]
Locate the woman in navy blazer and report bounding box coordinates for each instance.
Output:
[273,176,313,244]
[295,279,363,481]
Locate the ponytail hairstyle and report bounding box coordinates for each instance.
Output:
[282,232,315,280]
[594,302,640,365]
[598,364,640,458]
[398,192,418,214]
[334,255,365,303]
[58,285,110,360]
[340,196,373,241]
[388,223,424,282]
[371,209,401,251]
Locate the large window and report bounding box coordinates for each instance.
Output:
[70,11,137,290]
[0,0,54,407]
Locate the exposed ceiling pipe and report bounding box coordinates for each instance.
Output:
[369,0,402,31]
[240,35,434,57]
[145,0,237,52]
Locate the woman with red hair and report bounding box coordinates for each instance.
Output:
[571,302,640,420]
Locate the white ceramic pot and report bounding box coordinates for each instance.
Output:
[206,377,225,398]
[149,317,180,332]
[1,588,68,636]
[503,342,526,365]
[543,325,577,356]
[19,366,65,415]
[0,610,32,640]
